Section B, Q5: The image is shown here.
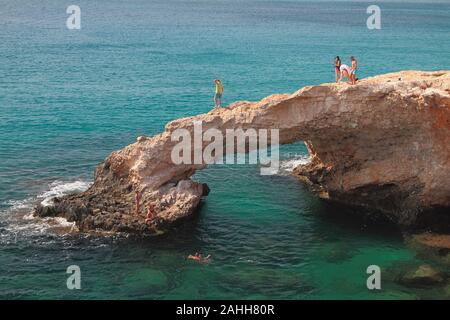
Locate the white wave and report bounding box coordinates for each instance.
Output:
[4,197,35,211]
[22,213,35,220]
[2,215,78,238]
[257,156,311,176]
[2,180,92,213]
[279,156,311,172]
[43,216,76,228]
[0,179,123,243]
[39,180,92,207]
[0,179,90,238]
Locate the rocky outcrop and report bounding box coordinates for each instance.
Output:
[407,233,450,266]
[398,264,445,288]
[35,71,450,234]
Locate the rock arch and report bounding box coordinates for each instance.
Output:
[35,71,450,233]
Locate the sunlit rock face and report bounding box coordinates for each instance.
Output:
[35,71,450,233]
[293,71,450,228]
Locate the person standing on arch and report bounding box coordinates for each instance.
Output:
[334,56,342,82]
[213,79,224,108]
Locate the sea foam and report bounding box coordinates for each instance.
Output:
[279,156,311,172]
[39,180,92,207]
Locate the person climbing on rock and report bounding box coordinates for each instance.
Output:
[213,79,224,108]
[135,191,141,215]
[338,63,353,84]
[145,203,156,225]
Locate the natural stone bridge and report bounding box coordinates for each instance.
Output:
[35,71,450,234]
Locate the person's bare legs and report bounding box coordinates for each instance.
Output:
[345,71,352,84]
[214,95,220,108]
[340,70,351,84]
[335,68,340,82]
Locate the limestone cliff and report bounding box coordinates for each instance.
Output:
[35,71,450,233]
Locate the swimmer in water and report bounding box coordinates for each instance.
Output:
[187,252,211,263]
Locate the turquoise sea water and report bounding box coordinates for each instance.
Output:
[1,0,450,299]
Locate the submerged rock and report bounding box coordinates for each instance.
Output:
[34,71,450,234]
[407,233,450,266]
[398,264,445,288]
[444,282,450,299]
[318,242,356,264]
[412,233,450,250]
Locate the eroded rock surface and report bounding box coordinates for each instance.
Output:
[398,264,445,288]
[35,71,450,234]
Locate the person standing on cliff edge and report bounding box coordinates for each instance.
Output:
[214,79,224,108]
[350,56,358,85]
[334,56,342,82]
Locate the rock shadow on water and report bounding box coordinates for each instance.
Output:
[315,201,402,234]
